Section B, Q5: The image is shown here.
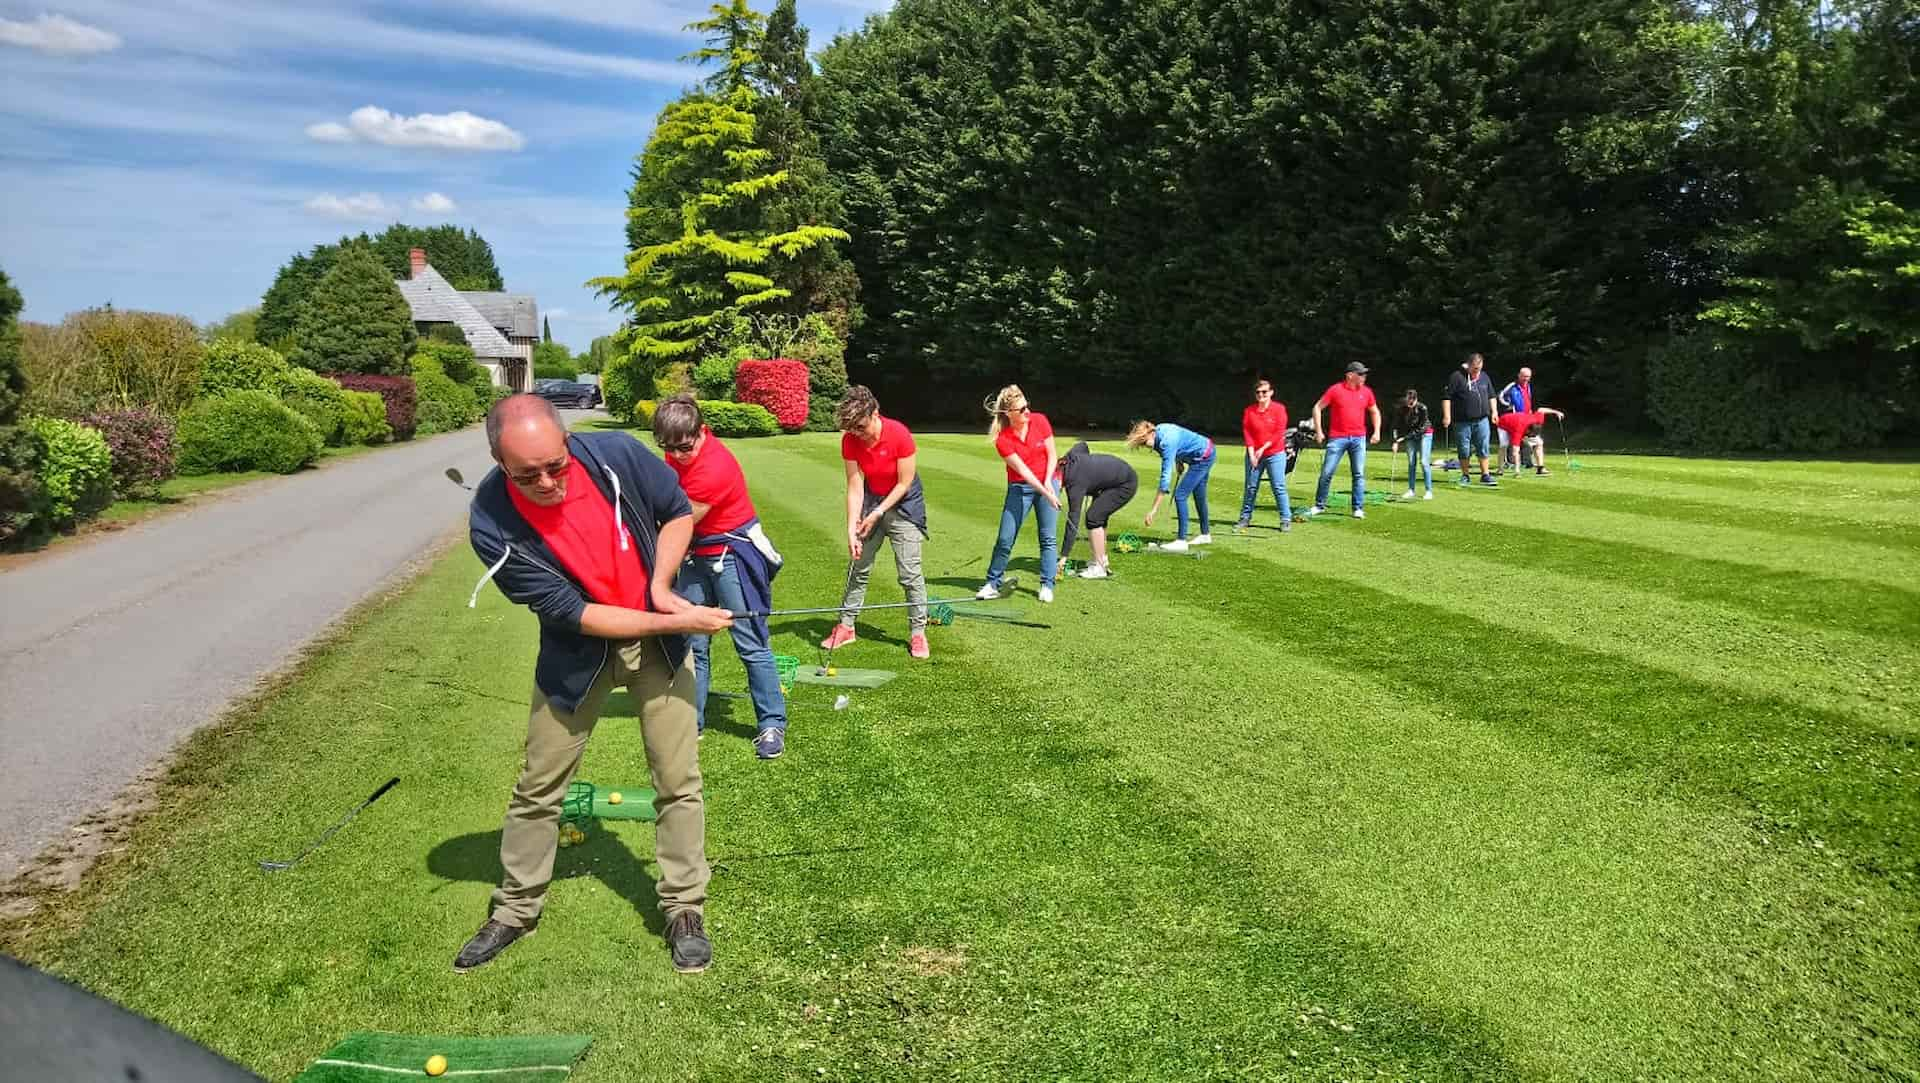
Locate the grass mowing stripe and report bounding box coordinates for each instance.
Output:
[1367,499,1920,644]
[1596,456,1920,493]
[1475,477,1919,547]
[788,436,1920,1080]
[1389,481,1920,590]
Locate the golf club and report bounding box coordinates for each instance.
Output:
[258,777,399,872]
[749,578,1020,620]
[445,467,473,491]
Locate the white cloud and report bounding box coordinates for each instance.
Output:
[305,106,526,152]
[303,192,394,220]
[412,192,458,214]
[303,121,354,143]
[0,13,121,55]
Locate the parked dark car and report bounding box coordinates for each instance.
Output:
[533,381,599,409]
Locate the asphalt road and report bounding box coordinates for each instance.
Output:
[0,416,591,880]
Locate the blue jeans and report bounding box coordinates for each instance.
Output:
[1171,452,1214,538]
[1239,455,1291,524]
[1314,436,1367,510]
[1405,432,1433,493]
[1456,417,1490,462]
[986,480,1060,588]
[677,551,786,735]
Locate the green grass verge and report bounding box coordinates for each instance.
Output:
[5,435,1916,1082]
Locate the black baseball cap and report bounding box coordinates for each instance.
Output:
[1345,361,1369,375]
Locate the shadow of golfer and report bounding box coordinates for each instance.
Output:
[427,829,667,938]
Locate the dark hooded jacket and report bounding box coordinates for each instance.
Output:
[467,431,692,713]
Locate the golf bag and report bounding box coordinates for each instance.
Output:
[1283,421,1315,475]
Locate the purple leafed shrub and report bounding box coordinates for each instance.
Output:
[82,407,176,498]
[330,374,417,441]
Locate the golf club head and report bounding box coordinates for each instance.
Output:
[445,467,472,490]
[257,860,290,872]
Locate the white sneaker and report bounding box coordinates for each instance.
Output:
[1401,489,1414,500]
[1038,585,1054,604]
[1161,538,1190,552]
[1352,508,1366,519]
[974,583,1001,601]
[1191,533,1213,545]
[1079,563,1110,579]
[1304,506,1326,518]
[1422,491,1433,501]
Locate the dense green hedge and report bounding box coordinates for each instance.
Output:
[177,391,321,475]
[698,399,780,438]
[411,353,482,436]
[1645,334,1895,452]
[27,416,112,528]
[339,390,392,445]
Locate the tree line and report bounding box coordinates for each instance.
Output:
[775,0,1913,448]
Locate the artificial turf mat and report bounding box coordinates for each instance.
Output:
[294,1032,593,1081]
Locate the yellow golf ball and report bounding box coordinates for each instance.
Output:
[426,1054,448,1076]
[826,666,838,677]
[608,791,623,805]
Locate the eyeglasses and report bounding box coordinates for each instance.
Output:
[1256,389,1272,395]
[662,440,696,454]
[1012,404,1031,414]
[506,458,569,486]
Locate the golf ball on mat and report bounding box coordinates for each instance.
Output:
[425,1054,448,1076]
[826,666,838,677]
[608,791,623,805]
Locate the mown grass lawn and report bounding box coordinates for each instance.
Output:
[6,432,1917,1082]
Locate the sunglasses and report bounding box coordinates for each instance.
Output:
[661,440,696,454]
[506,458,569,486]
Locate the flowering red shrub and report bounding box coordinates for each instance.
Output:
[734,358,809,432]
[330,373,417,440]
[81,407,176,498]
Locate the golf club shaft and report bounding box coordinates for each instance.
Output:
[264,777,399,869]
[747,594,1008,620]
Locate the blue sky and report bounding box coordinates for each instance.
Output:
[0,0,891,352]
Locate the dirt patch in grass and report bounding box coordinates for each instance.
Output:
[899,945,968,977]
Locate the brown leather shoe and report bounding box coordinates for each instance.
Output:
[666,910,712,973]
[453,919,532,973]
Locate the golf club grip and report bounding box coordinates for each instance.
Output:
[366,777,400,804]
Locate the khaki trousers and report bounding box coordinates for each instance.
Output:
[492,641,707,928]
[839,506,928,632]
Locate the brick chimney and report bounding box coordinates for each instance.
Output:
[408,248,427,279]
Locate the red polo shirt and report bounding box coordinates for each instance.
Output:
[994,411,1056,484]
[507,457,650,611]
[842,416,916,496]
[1242,402,1290,462]
[1497,410,1545,446]
[666,427,756,557]
[1321,382,1377,439]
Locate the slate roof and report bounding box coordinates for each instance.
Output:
[395,265,519,360]
[460,291,540,339]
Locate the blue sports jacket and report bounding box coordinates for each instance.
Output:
[467,431,693,713]
[1153,423,1214,492]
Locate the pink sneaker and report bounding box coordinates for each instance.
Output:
[820,624,857,650]
[908,632,930,659]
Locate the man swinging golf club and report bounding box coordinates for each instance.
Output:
[460,395,733,975]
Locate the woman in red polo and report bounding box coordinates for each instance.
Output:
[975,384,1061,604]
[823,386,932,659]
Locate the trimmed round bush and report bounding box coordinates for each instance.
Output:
[698,399,780,437]
[411,354,482,436]
[28,416,113,529]
[331,374,416,440]
[80,407,175,498]
[272,366,350,445]
[734,358,809,431]
[199,339,291,398]
[339,390,392,445]
[176,391,321,475]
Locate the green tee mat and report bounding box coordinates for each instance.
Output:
[294,1032,594,1082]
[1326,488,1395,506]
[562,781,656,823]
[794,665,897,689]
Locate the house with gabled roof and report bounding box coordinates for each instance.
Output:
[395,248,537,392]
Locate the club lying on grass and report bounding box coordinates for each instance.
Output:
[258,777,399,872]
